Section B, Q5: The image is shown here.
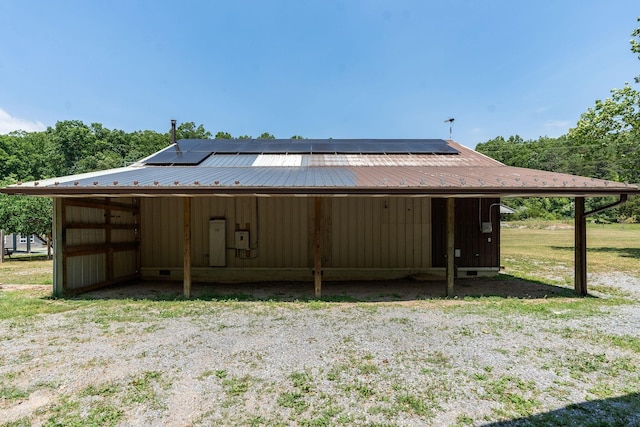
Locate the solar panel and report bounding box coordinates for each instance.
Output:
[143,138,458,164]
[144,145,212,165]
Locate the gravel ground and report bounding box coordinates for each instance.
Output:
[1,275,639,426]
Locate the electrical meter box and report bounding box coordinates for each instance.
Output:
[235,231,250,250]
[481,222,493,234]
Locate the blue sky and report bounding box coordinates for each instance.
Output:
[1,1,638,147]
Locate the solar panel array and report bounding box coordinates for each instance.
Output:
[144,138,459,165]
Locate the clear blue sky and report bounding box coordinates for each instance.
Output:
[1,1,637,147]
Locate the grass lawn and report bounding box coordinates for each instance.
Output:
[501,222,640,284]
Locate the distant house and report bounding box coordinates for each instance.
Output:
[1,133,637,297]
[3,233,46,253]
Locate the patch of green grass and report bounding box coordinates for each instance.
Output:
[453,414,474,426]
[124,371,163,405]
[290,371,314,393]
[80,382,118,398]
[222,375,252,397]
[0,291,81,319]
[0,385,29,401]
[446,295,630,320]
[480,375,540,418]
[41,395,123,427]
[394,393,435,417]
[1,417,31,427]
[0,259,53,285]
[501,225,640,276]
[277,392,309,414]
[342,381,375,399]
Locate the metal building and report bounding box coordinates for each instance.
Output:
[2,137,637,297]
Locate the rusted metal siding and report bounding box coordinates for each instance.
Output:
[432,198,499,269]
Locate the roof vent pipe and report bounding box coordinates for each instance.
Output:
[171,119,177,145]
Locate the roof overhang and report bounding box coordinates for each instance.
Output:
[2,139,638,199]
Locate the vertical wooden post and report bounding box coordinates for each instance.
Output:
[575,197,587,296]
[314,197,323,298]
[183,197,192,299]
[105,203,113,282]
[135,198,142,278]
[53,198,65,296]
[446,198,455,297]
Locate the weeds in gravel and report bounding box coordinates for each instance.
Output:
[0,386,29,401]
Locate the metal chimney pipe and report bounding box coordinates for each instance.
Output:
[171,119,177,145]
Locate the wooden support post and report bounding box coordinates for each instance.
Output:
[314,197,323,298]
[135,198,142,278]
[183,197,192,299]
[105,203,113,282]
[575,197,587,296]
[446,198,455,297]
[53,198,65,296]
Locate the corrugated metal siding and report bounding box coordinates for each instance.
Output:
[63,197,138,291]
[431,198,499,268]
[67,254,106,290]
[141,198,183,268]
[143,197,310,269]
[141,196,431,272]
[328,197,430,269]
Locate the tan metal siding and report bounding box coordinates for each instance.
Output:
[67,254,106,289]
[142,197,311,269]
[258,198,309,268]
[141,198,183,268]
[329,197,431,268]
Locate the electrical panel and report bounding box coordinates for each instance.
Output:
[209,219,226,266]
[235,231,250,250]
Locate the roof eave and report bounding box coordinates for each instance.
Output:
[2,185,637,198]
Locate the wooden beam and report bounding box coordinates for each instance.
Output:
[64,242,138,257]
[314,197,323,298]
[575,197,587,296]
[63,198,138,212]
[64,223,137,230]
[183,197,192,299]
[446,198,455,297]
[62,273,140,295]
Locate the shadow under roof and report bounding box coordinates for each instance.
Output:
[143,138,459,165]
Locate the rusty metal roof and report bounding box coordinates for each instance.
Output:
[2,140,638,197]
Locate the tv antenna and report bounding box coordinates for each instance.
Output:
[444,118,455,139]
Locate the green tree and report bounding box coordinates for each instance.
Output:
[215,131,233,139]
[0,178,53,257]
[176,122,212,139]
[632,16,640,83]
